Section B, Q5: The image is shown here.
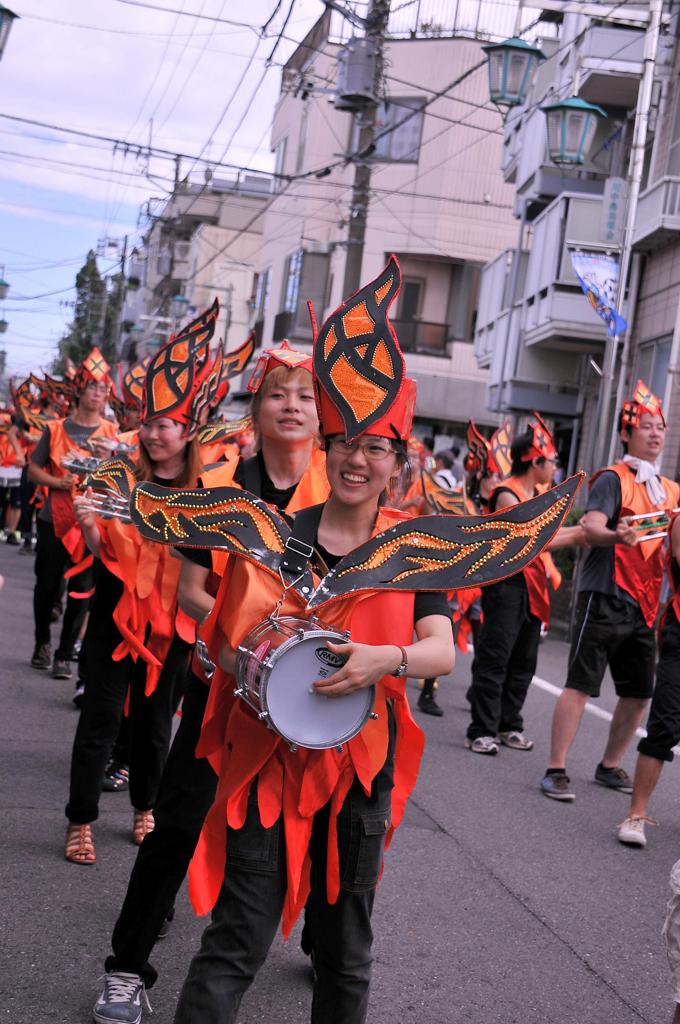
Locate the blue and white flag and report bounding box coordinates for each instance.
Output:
[570,250,627,337]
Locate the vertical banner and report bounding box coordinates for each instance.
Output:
[570,250,628,337]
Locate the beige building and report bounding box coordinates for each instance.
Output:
[248,6,529,436]
[128,176,269,372]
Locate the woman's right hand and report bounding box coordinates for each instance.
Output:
[73,487,97,530]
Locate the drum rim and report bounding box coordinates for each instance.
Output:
[238,617,375,749]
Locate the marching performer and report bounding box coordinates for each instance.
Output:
[465,415,585,756]
[64,302,236,864]
[28,350,117,677]
[119,260,580,1024]
[617,512,680,847]
[542,381,679,802]
[92,340,328,1024]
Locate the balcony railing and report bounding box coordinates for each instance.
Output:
[391,320,449,357]
[633,176,680,250]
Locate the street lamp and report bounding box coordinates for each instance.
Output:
[0,278,9,302]
[0,6,17,61]
[0,319,8,334]
[483,37,546,107]
[541,96,606,165]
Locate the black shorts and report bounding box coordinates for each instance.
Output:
[638,607,680,763]
[565,591,655,700]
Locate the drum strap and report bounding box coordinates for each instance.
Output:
[279,504,325,587]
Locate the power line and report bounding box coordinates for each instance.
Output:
[111,0,261,34]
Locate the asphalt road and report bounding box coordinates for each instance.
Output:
[1,542,678,1024]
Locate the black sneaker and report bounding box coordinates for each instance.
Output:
[72,683,85,710]
[93,972,149,1024]
[417,692,444,717]
[102,760,129,793]
[594,764,633,793]
[540,772,575,801]
[31,643,51,670]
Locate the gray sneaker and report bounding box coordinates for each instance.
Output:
[541,772,575,801]
[595,764,633,793]
[93,972,150,1024]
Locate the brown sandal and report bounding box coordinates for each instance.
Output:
[132,809,155,846]
[65,823,96,865]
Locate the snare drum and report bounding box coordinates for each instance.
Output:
[235,616,376,752]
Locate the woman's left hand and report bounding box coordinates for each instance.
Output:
[313,641,400,698]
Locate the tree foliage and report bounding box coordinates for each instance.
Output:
[54,250,118,373]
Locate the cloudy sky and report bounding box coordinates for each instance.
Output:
[0,0,327,378]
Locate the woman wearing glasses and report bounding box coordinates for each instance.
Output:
[172,262,456,1024]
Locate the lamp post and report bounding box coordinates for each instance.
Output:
[0,5,17,61]
[482,37,546,108]
[541,96,607,165]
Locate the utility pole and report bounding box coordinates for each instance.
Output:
[341,0,391,298]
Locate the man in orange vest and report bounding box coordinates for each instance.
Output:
[542,381,679,802]
[28,348,117,678]
[465,415,584,755]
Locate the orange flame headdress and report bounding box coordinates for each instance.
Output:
[464,420,501,477]
[111,356,151,418]
[310,256,416,442]
[621,379,666,430]
[73,346,112,394]
[142,299,225,437]
[520,411,557,463]
[246,340,313,394]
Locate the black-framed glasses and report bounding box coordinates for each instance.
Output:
[328,437,398,462]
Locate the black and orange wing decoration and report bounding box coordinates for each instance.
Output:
[85,455,137,499]
[142,300,219,423]
[312,256,413,442]
[420,468,468,515]
[490,420,512,479]
[306,474,583,609]
[197,416,253,446]
[129,482,312,590]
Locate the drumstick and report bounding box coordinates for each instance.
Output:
[626,507,680,522]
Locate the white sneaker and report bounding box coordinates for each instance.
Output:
[499,730,534,751]
[617,815,655,848]
[465,735,499,756]
[93,972,150,1024]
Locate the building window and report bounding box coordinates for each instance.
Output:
[352,97,425,163]
[447,262,481,342]
[399,278,424,321]
[281,250,304,314]
[636,335,672,401]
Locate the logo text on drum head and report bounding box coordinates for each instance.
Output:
[315,646,345,669]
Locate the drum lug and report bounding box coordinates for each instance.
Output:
[233,687,244,697]
[369,712,379,720]
[335,744,343,753]
[258,711,270,721]
[289,743,298,753]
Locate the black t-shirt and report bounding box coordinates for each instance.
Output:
[578,470,636,605]
[180,453,297,570]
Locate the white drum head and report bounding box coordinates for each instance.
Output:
[264,635,374,748]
